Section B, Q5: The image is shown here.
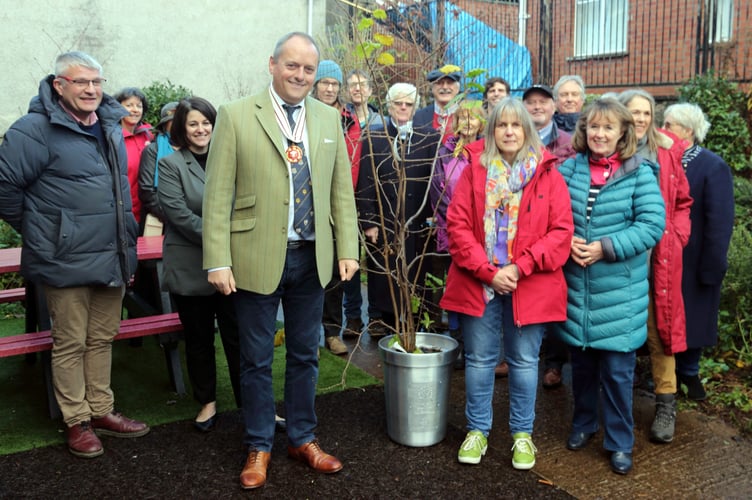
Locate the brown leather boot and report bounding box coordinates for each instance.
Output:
[67,421,104,458]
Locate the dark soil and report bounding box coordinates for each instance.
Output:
[0,386,572,499]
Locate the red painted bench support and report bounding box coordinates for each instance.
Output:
[0,313,185,419]
[0,287,25,303]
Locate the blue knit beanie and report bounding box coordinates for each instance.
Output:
[315,60,343,85]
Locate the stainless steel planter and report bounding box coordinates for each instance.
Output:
[378,333,459,447]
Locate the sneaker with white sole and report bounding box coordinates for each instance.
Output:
[458,430,488,464]
[511,432,537,470]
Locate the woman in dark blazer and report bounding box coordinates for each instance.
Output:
[158,98,240,431]
[663,102,735,401]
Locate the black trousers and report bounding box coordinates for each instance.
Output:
[172,293,241,407]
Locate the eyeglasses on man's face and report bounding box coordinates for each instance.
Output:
[57,75,107,88]
[392,101,415,108]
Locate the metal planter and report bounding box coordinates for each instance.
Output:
[378,333,459,447]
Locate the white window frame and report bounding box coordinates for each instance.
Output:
[574,0,628,58]
[709,0,734,43]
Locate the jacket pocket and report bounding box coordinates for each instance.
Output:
[231,194,256,232]
[231,217,256,232]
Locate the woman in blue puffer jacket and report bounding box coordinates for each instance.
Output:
[555,98,665,476]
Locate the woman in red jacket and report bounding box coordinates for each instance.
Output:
[441,98,573,470]
[114,87,153,226]
[620,90,692,445]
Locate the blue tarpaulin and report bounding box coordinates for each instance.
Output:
[381,1,533,95]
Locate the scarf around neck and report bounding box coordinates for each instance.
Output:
[482,146,538,301]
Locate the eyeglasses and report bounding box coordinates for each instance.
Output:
[392,101,415,108]
[57,75,107,88]
[348,81,369,89]
[317,80,340,89]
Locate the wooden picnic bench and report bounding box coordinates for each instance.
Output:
[0,236,187,418]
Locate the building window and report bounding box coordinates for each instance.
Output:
[574,0,628,58]
[709,0,733,43]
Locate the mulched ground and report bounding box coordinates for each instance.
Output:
[0,386,571,499]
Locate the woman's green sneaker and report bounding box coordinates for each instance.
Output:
[511,432,537,470]
[458,430,488,464]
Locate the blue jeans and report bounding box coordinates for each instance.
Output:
[675,347,703,377]
[233,245,323,452]
[342,269,362,319]
[460,294,545,436]
[569,347,636,453]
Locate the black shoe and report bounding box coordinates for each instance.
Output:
[193,414,216,432]
[678,374,707,401]
[275,417,287,433]
[453,347,465,370]
[566,431,594,450]
[610,451,633,475]
[368,320,389,339]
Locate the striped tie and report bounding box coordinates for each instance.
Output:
[282,104,314,239]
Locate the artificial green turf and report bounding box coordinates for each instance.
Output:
[0,323,379,455]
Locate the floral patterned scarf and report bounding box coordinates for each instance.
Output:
[482,146,538,301]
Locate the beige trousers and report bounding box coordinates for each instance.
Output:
[646,293,677,395]
[44,285,124,426]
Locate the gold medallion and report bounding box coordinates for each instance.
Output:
[286,144,303,163]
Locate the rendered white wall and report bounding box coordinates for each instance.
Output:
[0,0,329,133]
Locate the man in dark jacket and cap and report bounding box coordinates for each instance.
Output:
[0,51,149,459]
[413,67,462,134]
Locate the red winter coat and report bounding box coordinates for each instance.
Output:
[440,149,574,325]
[123,123,153,223]
[652,130,693,354]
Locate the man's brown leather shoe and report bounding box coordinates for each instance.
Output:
[240,450,271,490]
[543,368,563,389]
[67,421,104,458]
[91,412,150,438]
[494,361,509,378]
[288,440,343,473]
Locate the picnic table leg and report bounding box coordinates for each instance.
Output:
[161,337,186,395]
[25,282,62,419]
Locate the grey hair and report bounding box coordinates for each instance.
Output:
[481,97,543,166]
[386,82,420,109]
[553,75,585,100]
[272,32,319,61]
[664,102,711,144]
[54,51,102,76]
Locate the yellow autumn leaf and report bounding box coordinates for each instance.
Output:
[376,52,395,66]
[440,64,462,74]
[374,33,394,47]
[736,359,746,368]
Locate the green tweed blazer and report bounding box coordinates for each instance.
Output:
[202,90,358,294]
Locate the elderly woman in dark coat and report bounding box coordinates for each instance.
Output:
[356,82,441,337]
[663,102,735,401]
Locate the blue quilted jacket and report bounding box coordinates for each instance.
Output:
[0,76,137,288]
[554,153,665,352]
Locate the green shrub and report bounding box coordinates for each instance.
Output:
[677,72,752,175]
[0,220,20,249]
[141,81,193,128]
[718,218,752,363]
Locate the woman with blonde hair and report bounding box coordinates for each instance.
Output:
[441,97,573,469]
[619,89,692,445]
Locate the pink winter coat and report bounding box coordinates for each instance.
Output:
[440,149,574,325]
[652,130,693,354]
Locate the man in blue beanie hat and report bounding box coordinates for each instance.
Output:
[311,58,360,356]
[313,60,343,107]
